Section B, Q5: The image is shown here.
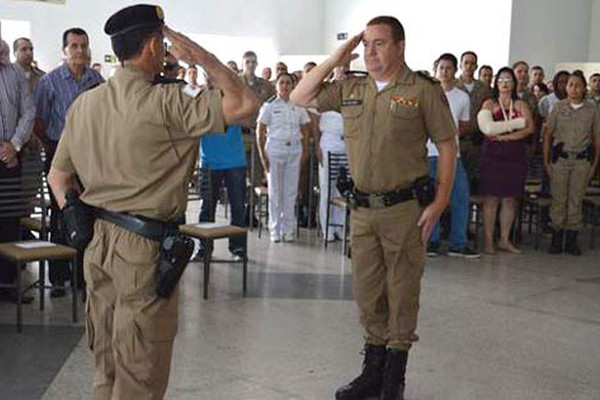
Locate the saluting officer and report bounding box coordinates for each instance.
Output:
[291,16,457,400]
[257,72,311,242]
[47,5,258,399]
[544,71,600,255]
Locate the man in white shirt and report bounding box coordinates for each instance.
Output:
[427,53,480,258]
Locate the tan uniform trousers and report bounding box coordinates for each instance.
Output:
[350,200,425,351]
[243,133,266,188]
[550,158,592,230]
[84,220,178,400]
[459,137,481,191]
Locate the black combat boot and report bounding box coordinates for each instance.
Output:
[335,344,386,400]
[548,229,564,254]
[380,348,408,400]
[565,230,582,256]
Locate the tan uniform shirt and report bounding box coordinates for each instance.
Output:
[547,99,600,152]
[242,75,275,104]
[518,87,538,117]
[456,77,490,136]
[316,66,456,193]
[52,66,225,221]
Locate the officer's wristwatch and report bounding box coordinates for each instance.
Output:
[12,141,22,153]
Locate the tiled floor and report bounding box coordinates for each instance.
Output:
[1,209,600,400]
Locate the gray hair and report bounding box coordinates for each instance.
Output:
[0,40,9,55]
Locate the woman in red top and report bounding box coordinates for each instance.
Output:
[477,67,535,255]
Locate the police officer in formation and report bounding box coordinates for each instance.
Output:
[292,15,457,400]
[544,71,600,255]
[47,5,258,399]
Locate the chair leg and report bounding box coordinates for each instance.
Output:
[203,240,213,300]
[342,206,349,256]
[535,204,541,250]
[71,255,78,323]
[257,195,263,239]
[17,262,22,333]
[39,259,45,312]
[242,255,248,297]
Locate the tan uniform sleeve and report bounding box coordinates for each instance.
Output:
[592,108,600,138]
[424,83,457,143]
[316,81,343,113]
[50,108,75,174]
[162,86,225,138]
[546,105,558,137]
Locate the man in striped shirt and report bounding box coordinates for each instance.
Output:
[0,39,35,303]
[34,27,104,297]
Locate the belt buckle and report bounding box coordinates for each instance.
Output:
[566,152,577,160]
[368,194,386,209]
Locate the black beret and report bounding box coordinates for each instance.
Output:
[104,4,164,38]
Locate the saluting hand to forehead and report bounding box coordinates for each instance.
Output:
[330,32,362,67]
[163,25,213,66]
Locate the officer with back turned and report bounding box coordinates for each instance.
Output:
[47,5,259,399]
[291,16,457,400]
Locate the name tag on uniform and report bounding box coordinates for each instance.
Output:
[342,99,363,106]
[182,84,202,99]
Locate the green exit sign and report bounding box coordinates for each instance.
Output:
[104,54,117,63]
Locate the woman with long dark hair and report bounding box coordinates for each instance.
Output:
[477,67,535,254]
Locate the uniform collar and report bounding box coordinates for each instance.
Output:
[114,65,154,81]
[368,64,414,92]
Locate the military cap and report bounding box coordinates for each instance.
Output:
[104,4,165,38]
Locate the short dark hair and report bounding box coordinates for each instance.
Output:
[434,53,458,71]
[460,51,477,63]
[12,37,31,53]
[62,28,88,48]
[92,62,101,68]
[112,27,159,62]
[530,65,544,73]
[492,66,518,100]
[367,16,405,42]
[512,60,529,70]
[570,70,587,89]
[590,72,600,79]
[242,51,257,59]
[276,72,294,84]
[479,65,493,73]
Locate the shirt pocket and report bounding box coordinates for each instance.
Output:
[341,105,363,139]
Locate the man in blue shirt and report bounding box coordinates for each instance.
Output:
[34,27,104,297]
[198,123,248,259]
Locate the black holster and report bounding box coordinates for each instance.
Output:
[336,166,357,209]
[551,142,564,164]
[413,176,435,207]
[155,230,195,298]
[61,190,95,250]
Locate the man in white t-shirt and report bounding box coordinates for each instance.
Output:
[427,53,480,258]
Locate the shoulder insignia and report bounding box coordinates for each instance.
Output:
[266,95,277,103]
[416,71,439,84]
[152,75,186,85]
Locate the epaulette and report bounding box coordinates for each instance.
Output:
[266,95,277,103]
[152,75,186,85]
[416,71,439,85]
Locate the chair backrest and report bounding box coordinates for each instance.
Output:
[327,152,349,185]
[0,148,45,219]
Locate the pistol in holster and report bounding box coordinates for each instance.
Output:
[155,229,195,298]
[551,142,564,164]
[61,189,96,250]
[336,166,357,209]
[413,176,436,207]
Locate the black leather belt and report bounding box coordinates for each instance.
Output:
[353,187,415,209]
[559,150,589,160]
[96,209,180,242]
